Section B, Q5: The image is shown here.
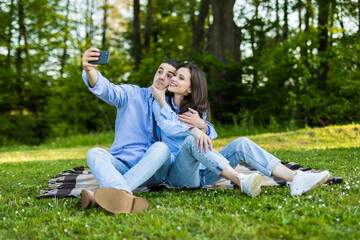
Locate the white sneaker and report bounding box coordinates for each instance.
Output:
[289,170,330,196]
[238,173,262,198]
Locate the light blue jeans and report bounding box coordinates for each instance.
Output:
[166,136,281,188]
[87,142,171,193]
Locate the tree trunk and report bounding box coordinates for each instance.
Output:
[283,0,288,40]
[329,0,336,44]
[298,0,303,31]
[189,0,196,32]
[275,0,280,42]
[133,0,141,71]
[317,0,330,88]
[102,0,108,49]
[144,0,152,53]
[206,0,241,63]
[6,0,15,69]
[85,0,95,46]
[191,0,210,51]
[358,0,360,33]
[305,0,312,32]
[60,0,70,77]
[18,0,31,74]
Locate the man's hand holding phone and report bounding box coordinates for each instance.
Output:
[83,47,111,87]
[82,47,101,71]
[82,47,110,70]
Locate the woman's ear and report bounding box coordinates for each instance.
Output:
[188,88,191,94]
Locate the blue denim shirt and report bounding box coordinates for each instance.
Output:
[153,98,217,166]
[82,70,155,167]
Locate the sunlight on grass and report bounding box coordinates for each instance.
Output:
[1,124,359,163]
[0,146,106,163]
[214,124,360,152]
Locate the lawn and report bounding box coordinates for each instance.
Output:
[0,124,359,239]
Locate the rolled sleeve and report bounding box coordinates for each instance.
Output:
[205,121,218,140]
[82,70,107,96]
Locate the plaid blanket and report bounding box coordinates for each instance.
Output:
[36,162,342,199]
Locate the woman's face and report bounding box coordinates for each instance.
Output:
[168,67,191,96]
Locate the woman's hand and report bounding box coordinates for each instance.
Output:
[189,127,213,153]
[151,85,167,107]
[82,47,100,71]
[178,108,207,133]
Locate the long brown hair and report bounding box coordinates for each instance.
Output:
[171,62,210,120]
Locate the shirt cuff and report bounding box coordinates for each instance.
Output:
[82,70,106,95]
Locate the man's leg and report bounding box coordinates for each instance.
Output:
[87,147,131,192]
[123,142,171,191]
[87,147,159,213]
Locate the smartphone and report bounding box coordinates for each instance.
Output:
[89,51,110,65]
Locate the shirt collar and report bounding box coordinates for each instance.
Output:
[147,86,153,100]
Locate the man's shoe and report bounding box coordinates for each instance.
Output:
[94,188,149,214]
[238,173,262,198]
[289,170,330,196]
[81,189,98,210]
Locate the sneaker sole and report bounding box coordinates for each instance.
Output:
[302,171,330,195]
[81,189,96,210]
[94,188,149,214]
[249,174,263,198]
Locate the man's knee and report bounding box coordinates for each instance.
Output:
[87,147,106,165]
[152,141,171,158]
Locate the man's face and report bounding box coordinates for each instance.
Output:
[152,63,177,90]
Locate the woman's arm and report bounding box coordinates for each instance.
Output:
[152,101,213,153]
[178,108,218,140]
[152,101,192,138]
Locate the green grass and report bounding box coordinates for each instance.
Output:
[0,124,359,239]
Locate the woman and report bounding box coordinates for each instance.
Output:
[152,62,330,197]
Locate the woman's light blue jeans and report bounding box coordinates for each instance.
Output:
[87,142,171,193]
[166,136,281,188]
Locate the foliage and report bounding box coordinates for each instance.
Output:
[1,0,360,146]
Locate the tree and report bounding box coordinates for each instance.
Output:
[317,0,330,88]
[283,0,289,40]
[206,0,241,63]
[191,0,210,51]
[133,0,141,70]
[144,0,153,53]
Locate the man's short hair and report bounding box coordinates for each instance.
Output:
[157,59,180,70]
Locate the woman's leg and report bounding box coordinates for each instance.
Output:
[167,136,229,188]
[218,137,329,196]
[168,136,262,197]
[218,137,281,177]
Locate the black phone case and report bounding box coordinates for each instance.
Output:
[89,51,110,65]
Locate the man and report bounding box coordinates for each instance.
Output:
[81,47,216,213]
